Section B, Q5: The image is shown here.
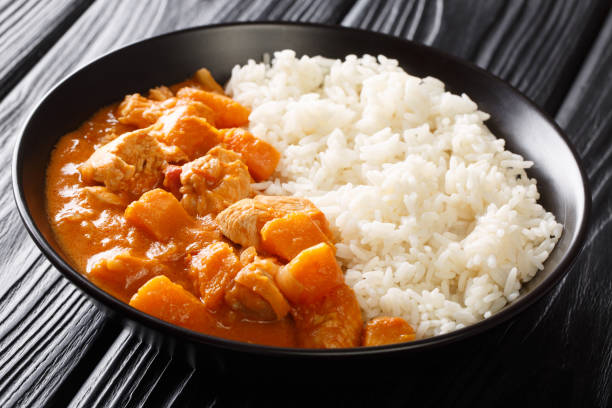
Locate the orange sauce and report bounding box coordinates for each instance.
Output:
[45,105,296,347]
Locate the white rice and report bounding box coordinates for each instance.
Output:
[226,50,563,339]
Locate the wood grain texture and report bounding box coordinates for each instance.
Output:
[551,12,612,405]
[1,0,612,407]
[0,1,354,407]
[66,328,198,408]
[0,0,94,101]
[342,0,610,114]
[0,258,110,407]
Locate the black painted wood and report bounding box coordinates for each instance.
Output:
[342,0,610,114]
[0,1,354,406]
[1,0,611,406]
[0,0,94,101]
[551,12,612,404]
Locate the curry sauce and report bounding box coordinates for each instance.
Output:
[45,68,415,348]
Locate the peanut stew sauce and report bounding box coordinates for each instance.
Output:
[46,105,296,347]
[45,71,414,347]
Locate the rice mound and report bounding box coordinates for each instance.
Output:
[226,50,562,339]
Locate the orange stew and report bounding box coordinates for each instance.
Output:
[45,68,415,348]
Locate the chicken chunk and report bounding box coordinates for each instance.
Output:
[158,143,189,164]
[225,257,290,321]
[125,188,193,241]
[239,246,258,265]
[225,285,273,320]
[276,243,344,304]
[148,86,174,101]
[78,128,167,196]
[292,284,363,348]
[180,146,252,216]
[261,212,333,261]
[176,87,250,128]
[362,317,416,346]
[164,99,217,127]
[190,241,241,311]
[215,195,331,250]
[88,250,169,301]
[193,68,225,94]
[256,195,332,238]
[129,275,213,332]
[214,198,272,250]
[221,128,280,181]
[82,186,128,207]
[150,104,220,160]
[116,94,172,128]
[117,94,216,129]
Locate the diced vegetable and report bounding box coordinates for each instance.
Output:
[292,284,363,348]
[190,242,241,310]
[221,128,280,181]
[176,87,250,128]
[88,251,168,301]
[124,188,193,240]
[129,275,212,332]
[275,242,343,304]
[362,317,416,346]
[162,164,182,198]
[256,195,333,239]
[153,113,220,160]
[261,212,333,261]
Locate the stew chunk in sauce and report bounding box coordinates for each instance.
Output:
[45,68,415,348]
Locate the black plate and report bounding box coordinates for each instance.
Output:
[12,22,590,363]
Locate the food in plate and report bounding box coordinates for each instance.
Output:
[227,50,562,338]
[45,50,561,348]
[46,67,398,348]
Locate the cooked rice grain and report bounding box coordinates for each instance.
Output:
[227,50,562,338]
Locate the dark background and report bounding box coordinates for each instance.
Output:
[1,0,612,406]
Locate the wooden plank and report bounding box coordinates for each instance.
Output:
[0,1,354,406]
[401,11,612,406]
[549,11,612,405]
[0,271,110,406]
[0,0,94,100]
[342,0,610,113]
[65,327,158,408]
[1,0,610,406]
[84,3,612,406]
[141,3,612,407]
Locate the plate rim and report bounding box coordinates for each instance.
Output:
[11,20,591,357]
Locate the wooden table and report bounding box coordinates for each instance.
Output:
[1,1,611,406]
